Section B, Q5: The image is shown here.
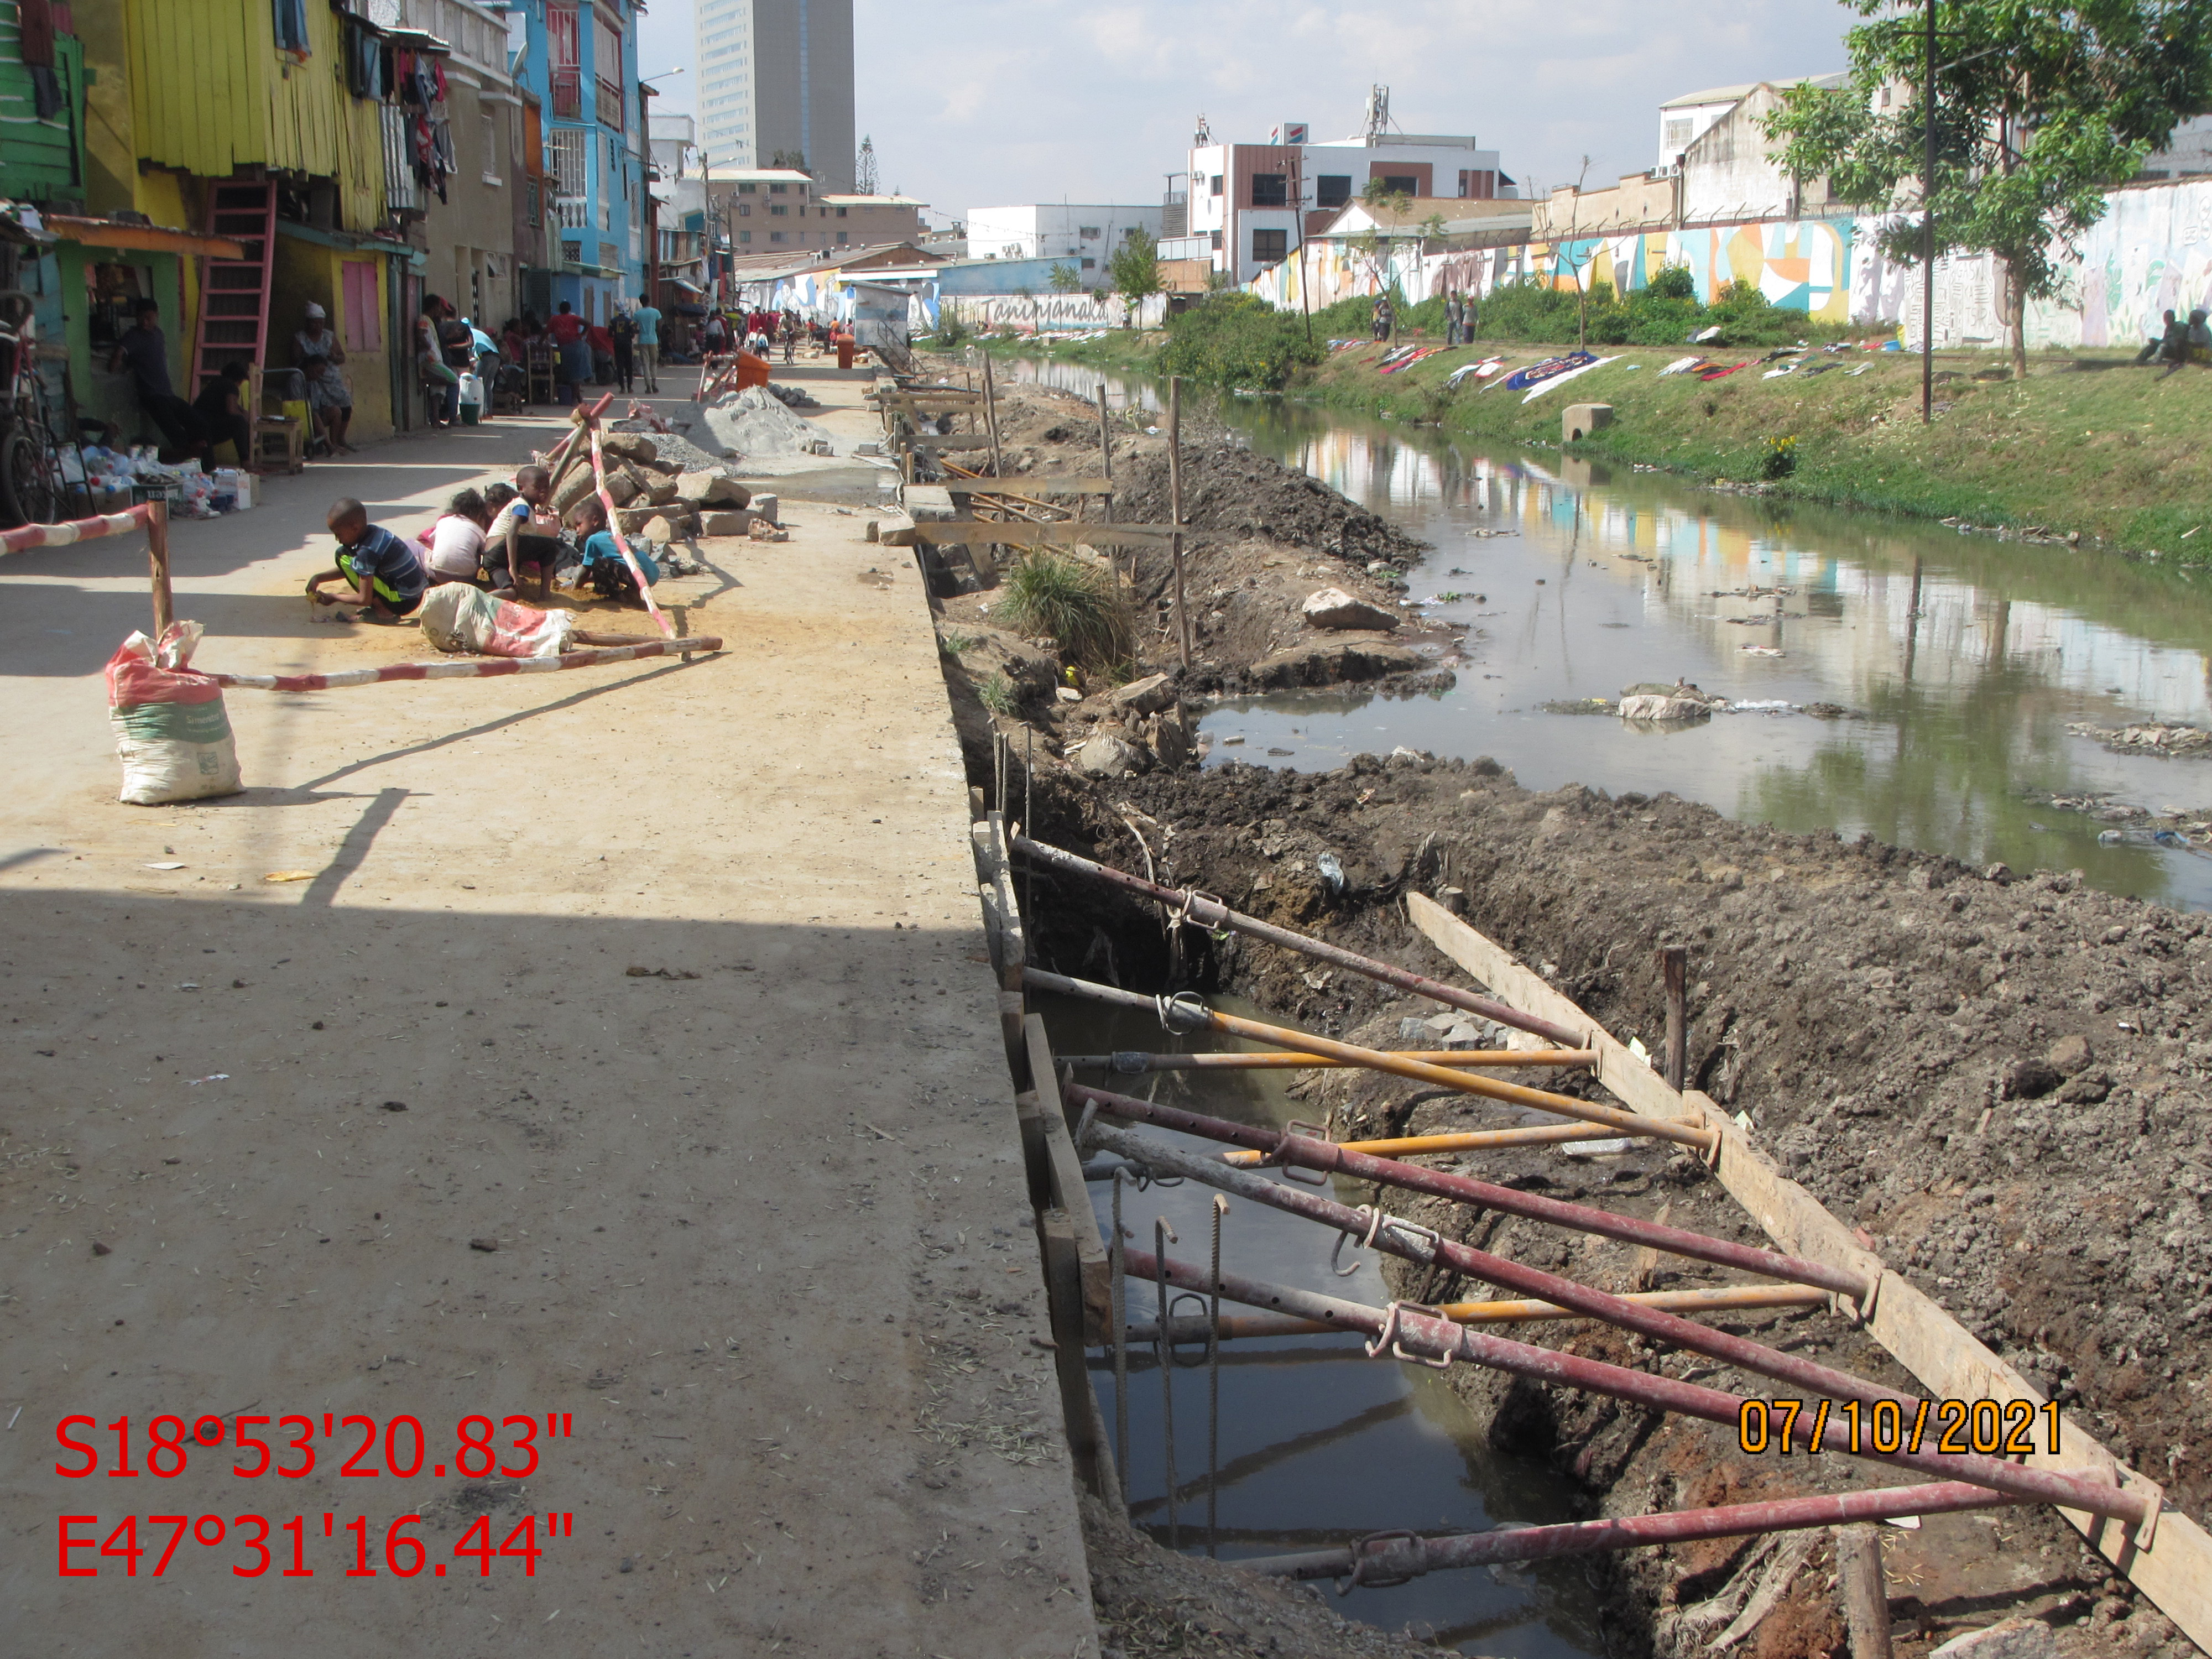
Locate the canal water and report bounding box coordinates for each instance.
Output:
[1001,356,2212,912]
[1042,993,1608,1658]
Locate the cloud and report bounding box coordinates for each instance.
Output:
[645,0,1850,219]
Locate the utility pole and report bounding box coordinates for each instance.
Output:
[1922,0,1936,425]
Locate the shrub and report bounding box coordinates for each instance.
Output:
[1759,435,1798,479]
[977,671,1019,716]
[997,551,1134,668]
[1157,294,1323,389]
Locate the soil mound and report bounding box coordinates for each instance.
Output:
[1117,440,1427,571]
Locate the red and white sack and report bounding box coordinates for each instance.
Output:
[105,622,243,805]
[418,585,576,659]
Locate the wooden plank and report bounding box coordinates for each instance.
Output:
[1039,1208,1113,1501]
[890,434,997,451]
[954,477,1115,497]
[1026,1014,1112,1340]
[890,521,1174,550]
[1011,1089,1051,1213]
[1404,891,2211,1647]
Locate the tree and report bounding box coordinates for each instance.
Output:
[1764,0,2212,378]
[1108,228,1162,326]
[1348,179,1416,337]
[769,149,808,173]
[1047,263,1083,294]
[855,135,878,196]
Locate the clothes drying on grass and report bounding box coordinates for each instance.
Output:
[1445,356,1505,388]
[1499,351,1595,393]
[1379,346,1447,374]
[1695,361,1750,381]
[1521,355,1620,402]
[1659,356,1706,376]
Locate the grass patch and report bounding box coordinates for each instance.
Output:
[997,550,1135,668]
[937,629,979,655]
[976,671,1019,716]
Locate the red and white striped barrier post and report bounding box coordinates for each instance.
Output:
[207,637,721,693]
[586,423,675,639]
[1,497,173,635]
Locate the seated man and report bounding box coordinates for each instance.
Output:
[306,497,427,624]
[191,361,255,470]
[106,298,202,461]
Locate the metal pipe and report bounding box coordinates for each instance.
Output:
[1029,968,1713,1153]
[1060,1048,1597,1073]
[1011,836,1585,1047]
[1118,1243,2147,1526]
[1244,1481,2015,1585]
[1223,1122,1624,1163]
[206,639,722,692]
[1120,1285,1830,1345]
[1073,1083,1867,1298]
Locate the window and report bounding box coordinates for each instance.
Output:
[1379,174,1418,196]
[737,202,750,216]
[1664,118,1693,149]
[737,181,757,193]
[739,229,752,242]
[1251,228,1287,262]
[770,204,787,215]
[1079,257,1095,270]
[273,0,309,53]
[481,111,502,184]
[342,260,381,352]
[1079,225,1100,239]
[1316,174,1350,207]
[1208,173,1222,196]
[769,182,787,194]
[1250,173,1287,207]
[836,206,847,217]
[1209,229,1223,251]
[547,4,581,118]
[836,231,848,245]
[770,231,786,242]
[549,127,588,195]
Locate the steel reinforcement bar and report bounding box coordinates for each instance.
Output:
[1071,1083,1871,1299]
[1026,967,1717,1153]
[1011,834,1587,1046]
[1118,1244,2148,1526]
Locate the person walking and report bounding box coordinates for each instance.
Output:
[608,306,637,395]
[632,293,662,392]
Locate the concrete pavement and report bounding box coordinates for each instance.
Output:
[0,368,1100,1656]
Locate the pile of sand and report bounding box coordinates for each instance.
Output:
[702,386,843,457]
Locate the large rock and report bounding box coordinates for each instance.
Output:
[644,478,680,506]
[1109,672,1178,716]
[1072,732,1147,778]
[640,515,681,544]
[600,431,658,465]
[1929,1621,2057,1659]
[698,510,750,538]
[551,462,597,515]
[1250,639,1425,689]
[675,471,751,509]
[602,469,640,507]
[1302,587,1401,632]
[614,507,657,535]
[1618,693,1712,723]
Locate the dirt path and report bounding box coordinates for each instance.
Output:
[0,371,1098,1656]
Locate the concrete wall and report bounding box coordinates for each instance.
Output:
[1533,174,1679,239]
[1679,86,1832,226]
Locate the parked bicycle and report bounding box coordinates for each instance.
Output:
[0,291,68,528]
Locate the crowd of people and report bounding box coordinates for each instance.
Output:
[2134,307,2212,376]
[698,306,842,364]
[411,291,667,425]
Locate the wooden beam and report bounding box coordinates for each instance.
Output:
[954,477,1114,497]
[1026,1014,1112,1340]
[890,434,996,451]
[884,521,1173,550]
[1404,892,2209,1651]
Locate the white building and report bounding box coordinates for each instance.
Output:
[1657,76,1843,175]
[1180,111,1511,285]
[964,204,1167,276]
[693,0,856,191]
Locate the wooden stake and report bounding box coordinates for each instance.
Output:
[980,351,1003,478]
[1096,387,1113,519]
[1168,375,1189,669]
[1660,945,1688,1093]
[1834,1525,1893,1659]
[146,498,173,637]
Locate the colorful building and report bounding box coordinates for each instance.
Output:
[509,0,648,325]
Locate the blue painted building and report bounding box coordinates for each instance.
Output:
[509,0,646,324]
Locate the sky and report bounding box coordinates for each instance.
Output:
[634,0,1855,219]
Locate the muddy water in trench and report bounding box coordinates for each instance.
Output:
[1041,993,1606,1658]
[1001,355,2212,911]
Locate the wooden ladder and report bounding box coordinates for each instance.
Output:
[191,178,278,400]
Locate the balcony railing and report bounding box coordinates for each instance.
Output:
[551,69,581,120]
[551,195,591,231]
[596,77,625,133]
[382,103,422,214]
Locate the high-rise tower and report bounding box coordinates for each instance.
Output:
[692,0,855,190]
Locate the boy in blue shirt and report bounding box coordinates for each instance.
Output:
[568,497,659,606]
[306,497,427,623]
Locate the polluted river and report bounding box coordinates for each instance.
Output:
[998,353,2212,1655]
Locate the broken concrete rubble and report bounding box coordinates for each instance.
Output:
[1302,587,1401,632]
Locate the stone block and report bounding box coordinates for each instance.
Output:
[1302,587,1401,632]
[1563,403,1613,444]
[698,510,750,538]
[599,431,658,465]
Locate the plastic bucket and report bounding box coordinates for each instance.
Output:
[458,402,481,425]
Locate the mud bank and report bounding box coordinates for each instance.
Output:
[1016,752,2209,1659]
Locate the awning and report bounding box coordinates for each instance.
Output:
[46,215,245,260]
[666,276,704,294]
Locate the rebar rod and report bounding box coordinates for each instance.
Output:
[1072,1083,1868,1300]
[1060,1049,1597,1073]
[1027,968,1714,1153]
[1119,1285,1830,1345]
[1244,1480,2015,1584]
[1118,1244,2146,1526]
[1223,1122,1624,1162]
[1154,1217,1178,1551]
[1011,835,1585,1047]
